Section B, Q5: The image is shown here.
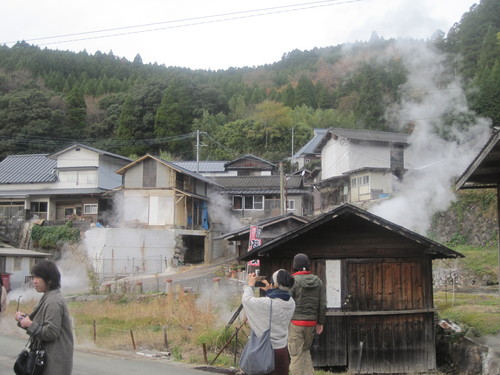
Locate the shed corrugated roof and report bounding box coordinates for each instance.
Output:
[0,154,57,184]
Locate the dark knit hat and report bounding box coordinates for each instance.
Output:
[293,253,310,271]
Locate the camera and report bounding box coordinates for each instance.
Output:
[255,276,267,287]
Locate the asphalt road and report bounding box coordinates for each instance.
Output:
[0,334,228,375]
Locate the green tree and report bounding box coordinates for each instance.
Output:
[154,77,195,157]
[295,75,317,108]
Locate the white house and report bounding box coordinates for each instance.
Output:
[315,128,411,208]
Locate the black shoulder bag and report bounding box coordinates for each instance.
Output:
[14,334,47,375]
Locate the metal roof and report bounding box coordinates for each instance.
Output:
[0,247,50,257]
[0,154,57,184]
[171,161,227,173]
[293,128,329,157]
[456,128,500,189]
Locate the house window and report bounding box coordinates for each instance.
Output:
[362,175,369,185]
[78,170,97,185]
[286,199,295,210]
[14,257,22,271]
[30,202,48,220]
[84,204,98,215]
[244,196,254,210]
[0,201,24,220]
[351,178,357,187]
[233,196,243,210]
[233,196,264,210]
[59,171,78,183]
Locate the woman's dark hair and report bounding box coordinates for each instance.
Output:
[274,269,295,289]
[31,260,61,290]
[0,275,3,286]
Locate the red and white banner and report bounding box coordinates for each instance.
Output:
[247,225,262,266]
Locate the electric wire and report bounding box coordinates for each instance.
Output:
[1,0,366,46]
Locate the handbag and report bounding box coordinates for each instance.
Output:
[14,335,47,375]
[239,300,274,375]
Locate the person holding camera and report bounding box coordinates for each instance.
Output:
[288,253,327,375]
[242,269,296,375]
[15,260,74,375]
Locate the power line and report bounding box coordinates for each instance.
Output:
[1,0,366,46]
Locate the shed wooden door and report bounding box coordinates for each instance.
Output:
[345,259,436,374]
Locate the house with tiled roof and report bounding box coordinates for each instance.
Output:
[0,144,131,227]
[211,174,313,220]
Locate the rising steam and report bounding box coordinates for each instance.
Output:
[369,40,491,234]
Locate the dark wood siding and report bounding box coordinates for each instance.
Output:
[344,259,435,373]
[348,313,435,373]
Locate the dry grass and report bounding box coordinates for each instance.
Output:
[7,290,245,367]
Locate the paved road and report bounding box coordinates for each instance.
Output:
[0,334,228,375]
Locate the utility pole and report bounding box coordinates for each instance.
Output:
[196,130,200,173]
[280,162,285,215]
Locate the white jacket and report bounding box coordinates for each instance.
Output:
[241,286,295,349]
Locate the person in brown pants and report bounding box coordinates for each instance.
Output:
[288,253,326,375]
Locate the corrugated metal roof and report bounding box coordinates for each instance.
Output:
[172,161,227,173]
[0,154,57,184]
[293,128,329,157]
[0,247,50,257]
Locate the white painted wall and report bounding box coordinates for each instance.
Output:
[83,228,177,276]
[57,147,99,168]
[321,138,351,179]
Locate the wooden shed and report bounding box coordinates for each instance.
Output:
[238,203,463,374]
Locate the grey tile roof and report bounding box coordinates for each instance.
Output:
[0,154,57,184]
[329,127,409,144]
[211,175,304,189]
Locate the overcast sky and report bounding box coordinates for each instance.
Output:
[1,0,478,70]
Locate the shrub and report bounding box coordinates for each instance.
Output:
[31,221,80,249]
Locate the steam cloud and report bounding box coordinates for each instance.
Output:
[369,40,491,234]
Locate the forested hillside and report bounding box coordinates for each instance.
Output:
[0,0,498,166]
